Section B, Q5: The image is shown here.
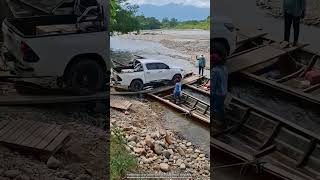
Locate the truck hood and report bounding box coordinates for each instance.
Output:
[7,0,73,17]
[170,65,183,70]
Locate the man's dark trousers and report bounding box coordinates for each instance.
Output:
[284,12,301,44]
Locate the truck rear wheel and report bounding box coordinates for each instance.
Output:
[65,58,106,95]
[130,79,143,92]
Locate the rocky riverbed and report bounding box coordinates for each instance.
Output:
[256,0,320,26]
[110,95,210,179]
[117,30,210,69]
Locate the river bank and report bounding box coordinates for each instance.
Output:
[110,95,210,179]
[115,29,210,69]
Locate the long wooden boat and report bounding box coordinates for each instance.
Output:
[212,95,320,180]
[234,34,320,105]
[149,88,210,124]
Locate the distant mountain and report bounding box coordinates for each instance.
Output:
[136,3,210,21]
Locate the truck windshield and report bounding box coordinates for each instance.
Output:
[134,63,143,72]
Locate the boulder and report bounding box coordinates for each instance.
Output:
[47,156,62,169]
[160,163,170,172]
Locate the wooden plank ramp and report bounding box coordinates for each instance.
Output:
[227,43,308,74]
[110,99,132,110]
[0,120,70,156]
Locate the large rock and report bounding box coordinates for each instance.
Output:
[180,163,186,170]
[47,156,62,169]
[180,144,187,150]
[186,142,192,147]
[133,148,146,155]
[162,150,171,159]
[150,132,160,139]
[160,163,170,172]
[145,136,154,149]
[128,135,138,142]
[176,159,183,166]
[176,147,185,156]
[4,170,21,178]
[153,143,163,155]
[165,134,174,145]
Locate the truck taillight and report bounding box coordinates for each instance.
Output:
[21,41,39,62]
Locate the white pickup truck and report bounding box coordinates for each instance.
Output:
[211,16,237,58]
[112,59,185,91]
[1,0,110,95]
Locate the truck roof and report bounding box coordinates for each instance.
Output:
[136,59,166,64]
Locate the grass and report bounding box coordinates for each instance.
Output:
[175,21,210,30]
[110,128,138,180]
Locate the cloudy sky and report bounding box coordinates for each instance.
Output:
[127,0,210,8]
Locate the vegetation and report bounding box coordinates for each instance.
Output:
[110,0,210,33]
[110,128,137,179]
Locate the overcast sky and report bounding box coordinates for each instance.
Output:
[127,0,210,8]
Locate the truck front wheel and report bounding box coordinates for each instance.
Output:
[130,79,143,92]
[65,58,106,95]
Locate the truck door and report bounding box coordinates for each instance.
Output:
[145,63,160,83]
[155,63,171,80]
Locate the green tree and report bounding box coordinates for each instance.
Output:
[169,18,178,28]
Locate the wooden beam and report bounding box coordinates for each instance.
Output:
[255,144,277,158]
[297,138,317,168]
[276,68,305,83]
[260,122,281,150]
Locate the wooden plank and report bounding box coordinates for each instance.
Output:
[110,99,132,110]
[255,144,277,158]
[26,124,57,147]
[15,122,43,145]
[242,71,320,105]
[276,68,305,83]
[5,120,35,143]
[45,130,70,152]
[35,126,62,149]
[211,137,255,161]
[227,45,306,74]
[0,120,10,131]
[0,121,25,141]
[20,122,48,146]
[297,138,317,167]
[0,121,17,137]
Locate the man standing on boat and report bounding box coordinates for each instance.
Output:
[211,47,228,129]
[197,55,206,76]
[283,0,306,46]
[173,76,182,104]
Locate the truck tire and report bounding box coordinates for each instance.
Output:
[172,74,182,84]
[212,41,228,59]
[130,79,143,92]
[65,58,106,95]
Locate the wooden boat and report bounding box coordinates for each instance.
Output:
[185,76,210,96]
[212,95,320,180]
[149,88,210,124]
[233,34,320,105]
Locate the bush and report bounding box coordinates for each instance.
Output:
[110,128,137,180]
